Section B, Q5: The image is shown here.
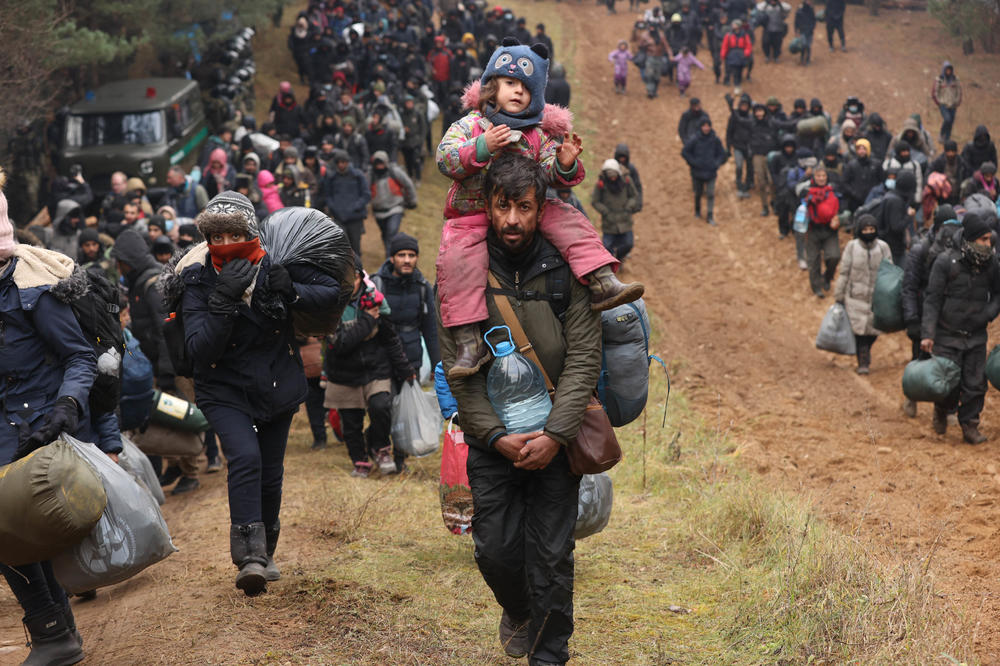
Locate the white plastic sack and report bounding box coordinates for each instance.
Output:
[426,98,440,123]
[419,340,432,386]
[117,434,165,506]
[391,382,442,457]
[53,435,177,594]
[815,303,857,355]
[575,473,614,540]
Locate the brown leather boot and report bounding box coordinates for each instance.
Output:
[447,324,489,379]
[588,265,645,311]
[962,422,987,445]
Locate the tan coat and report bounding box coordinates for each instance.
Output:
[833,237,893,335]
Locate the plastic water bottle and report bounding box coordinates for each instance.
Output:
[485,326,552,434]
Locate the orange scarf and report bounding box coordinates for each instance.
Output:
[208,238,266,271]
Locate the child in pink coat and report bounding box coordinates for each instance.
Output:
[671,48,705,95]
[436,39,643,378]
[257,170,283,213]
[608,40,633,95]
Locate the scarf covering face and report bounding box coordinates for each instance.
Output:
[961,239,995,272]
[208,237,266,271]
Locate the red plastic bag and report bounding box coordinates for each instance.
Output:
[439,418,473,535]
[327,409,344,442]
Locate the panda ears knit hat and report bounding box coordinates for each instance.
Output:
[195,191,259,240]
[0,168,14,261]
[480,38,550,129]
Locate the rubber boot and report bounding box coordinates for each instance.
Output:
[587,265,645,311]
[447,324,489,380]
[21,610,84,666]
[932,406,948,435]
[231,523,268,596]
[63,602,82,648]
[962,422,987,445]
[264,521,281,582]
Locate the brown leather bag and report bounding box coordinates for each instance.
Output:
[487,273,622,475]
[299,339,324,379]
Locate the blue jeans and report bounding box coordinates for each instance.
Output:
[939,105,957,141]
[602,231,634,260]
[376,213,403,258]
[201,404,295,526]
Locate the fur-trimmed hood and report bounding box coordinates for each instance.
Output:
[461,80,573,137]
[8,244,89,310]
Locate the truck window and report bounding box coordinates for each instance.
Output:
[65,111,165,148]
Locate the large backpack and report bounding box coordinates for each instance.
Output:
[71,267,125,415]
[855,193,887,230]
[119,328,154,430]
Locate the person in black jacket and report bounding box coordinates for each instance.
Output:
[324,257,414,478]
[614,143,644,211]
[164,192,342,596]
[725,92,754,197]
[545,62,571,108]
[677,97,710,144]
[862,113,892,163]
[927,140,971,204]
[681,118,728,225]
[878,170,916,265]
[727,101,779,216]
[825,0,846,51]
[371,233,441,377]
[961,125,998,174]
[921,213,1000,443]
[793,0,816,65]
[842,138,882,214]
[900,205,961,417]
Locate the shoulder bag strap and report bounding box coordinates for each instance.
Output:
[487,271,555,396]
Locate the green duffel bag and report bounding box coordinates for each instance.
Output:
[986,345,1000,390]
[131,423,204,458]
[149,390,209,433]
[796,114,830,139]
[872,259,905,332]
[902,356,961,403]
[0,437,107,566]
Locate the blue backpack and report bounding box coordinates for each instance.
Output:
[597,299,666,427]
[119,328,155,430]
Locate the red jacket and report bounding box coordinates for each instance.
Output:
[807,184,840,225]
[427,48,452,82]
[720,32,753,60]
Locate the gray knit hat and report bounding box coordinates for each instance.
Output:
[195,191,259,240]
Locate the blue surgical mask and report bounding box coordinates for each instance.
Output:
[885,178,896,190]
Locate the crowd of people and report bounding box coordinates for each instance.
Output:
[1,0,998,664]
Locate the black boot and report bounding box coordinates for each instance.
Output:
[230,523,268,596]
[63,602,82,648]
[21,610,84,666]
[588,265,645,311]
[447,323,490,380]
[962,422,987,445]
[932,406,948,435]
[264,520,281,582]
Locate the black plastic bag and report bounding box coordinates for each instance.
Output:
[258,207,354,336]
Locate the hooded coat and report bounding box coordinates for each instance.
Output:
[891,116,934,159]
[591,170,639,235]
[614,143,643,211]
[962,126,998,173]
[48,199,84,259]
[320,156,370,223]
[862,113,893,162]
[833,227,893,335]
[879,171,917,262]
[372,260,441,372]
[932,61,962,109]
[112,229,168,376]
[257,171,284,213]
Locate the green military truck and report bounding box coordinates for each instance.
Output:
[59,78,208,193]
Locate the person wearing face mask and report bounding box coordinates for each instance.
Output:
[368,151,418,257]
[920,213,1000,444]
[159,192,342,594]
[878,170,917,265]
[884,140,923,208]
[833,214,892,374]
[592,159,641,259]
[804,166,841,297]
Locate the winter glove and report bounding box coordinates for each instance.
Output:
[267,263,297,303]
[15,396,80,460]
[214,258,256,302]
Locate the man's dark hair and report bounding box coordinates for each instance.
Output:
[483,153,547,209]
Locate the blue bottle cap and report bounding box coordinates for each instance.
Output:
[494,340,515,357]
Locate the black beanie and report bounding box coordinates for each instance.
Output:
[962,212,992,242]
[934,204,956,227]
[79,228,101,245]
[389,232,419,256]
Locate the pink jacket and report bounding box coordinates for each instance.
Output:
[257,170,284,213]
[436,81,585,218]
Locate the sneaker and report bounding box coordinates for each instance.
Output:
[856,365,870,375]
[159,464,182,487]
[171,476,200,495]
[311,440,327,451]
[498,611,531,658]
[375,447,397,475]
[841,45,848,52]
[351,462,372,478]
[206,456,223,473]
[798,259,808,270]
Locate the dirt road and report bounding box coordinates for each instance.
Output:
[553,2,1000,661]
